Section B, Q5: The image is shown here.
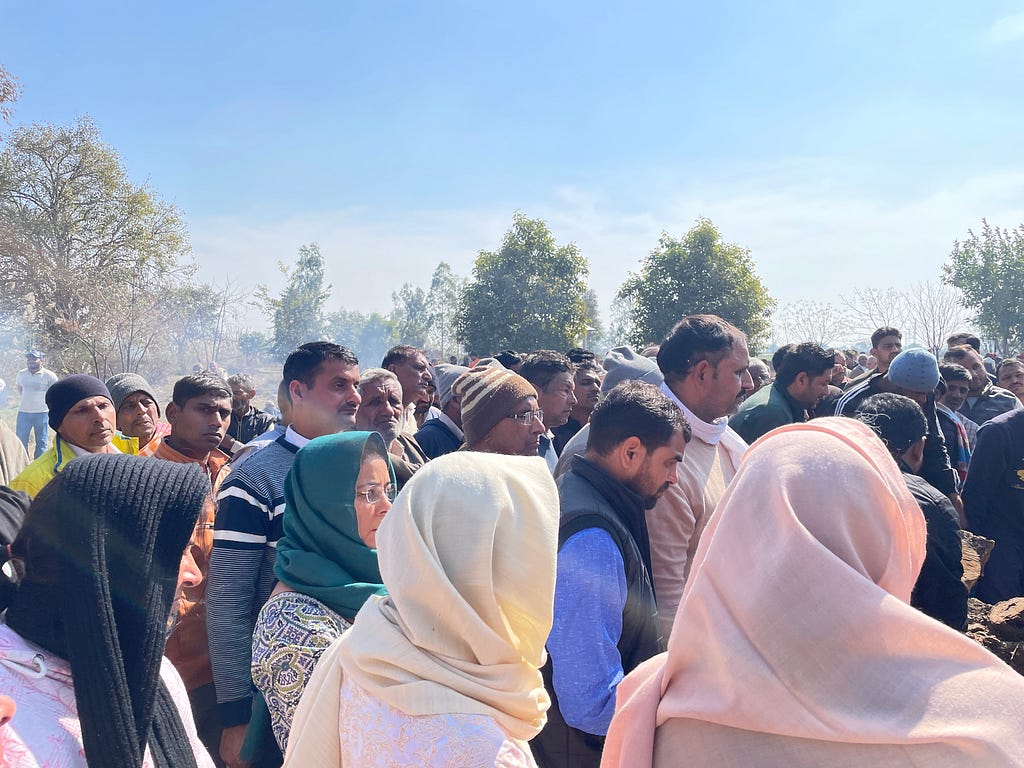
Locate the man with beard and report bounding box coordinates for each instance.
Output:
[535,381,689,768]
[222,374,277,454]
[729,342,833,443]
[356,368,429,488]
[943,345,1021,425]
[647,314,752,639]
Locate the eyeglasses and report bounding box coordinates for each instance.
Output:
[507,409,543,427]
[359,483,397,505]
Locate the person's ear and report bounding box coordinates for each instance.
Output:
[617,435,645,472]
[166,402,179,427]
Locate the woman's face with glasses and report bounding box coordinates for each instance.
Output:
[354,455,394,548]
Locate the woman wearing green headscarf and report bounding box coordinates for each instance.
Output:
[251,431,396,751]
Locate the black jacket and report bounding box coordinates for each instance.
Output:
[902,470,967,630]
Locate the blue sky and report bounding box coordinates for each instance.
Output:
[4,1,1024,332]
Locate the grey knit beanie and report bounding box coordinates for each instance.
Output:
[433,364,470,409]
[602,346,664,393]
[105,373,161,417]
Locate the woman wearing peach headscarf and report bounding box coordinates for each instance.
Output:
[602,417,1024,768]
[283,451,559,767]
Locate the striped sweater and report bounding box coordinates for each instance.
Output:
[207,433,299,726]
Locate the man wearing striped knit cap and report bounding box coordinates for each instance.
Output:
[452,361,546,456]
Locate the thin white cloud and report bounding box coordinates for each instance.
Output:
[989,11,1024,44]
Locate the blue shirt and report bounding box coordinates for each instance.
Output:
[546,527,628,736]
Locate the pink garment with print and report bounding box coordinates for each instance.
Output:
[0,623,214,768]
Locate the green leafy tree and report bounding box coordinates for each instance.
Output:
[425,261,466,360]
[390,283,431,349]
[944,220,1024,354]
[457,213,589,354]
[256,243,331,361]
[326,308,396,367]
[0,116,190,374]
[617,218,774,351]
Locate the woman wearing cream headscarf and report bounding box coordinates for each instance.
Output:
[284,451,558,767]
[602,417,1024,768]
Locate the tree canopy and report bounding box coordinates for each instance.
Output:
[256,243,330,360]
[0,116,192,374]
[944,219,1024,355]
[617,218,774,350]
[457,212,589,354]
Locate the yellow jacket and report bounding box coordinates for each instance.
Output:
[9,433,139,498]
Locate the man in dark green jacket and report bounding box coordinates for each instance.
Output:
[729,343,833,444]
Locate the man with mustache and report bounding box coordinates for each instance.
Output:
[207,341,360,768]
[647,314,753,640]
[355,368,429,488]
[535,381,689,768]
[10,374,138,498]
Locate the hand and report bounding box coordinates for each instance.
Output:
[219,724,251,768]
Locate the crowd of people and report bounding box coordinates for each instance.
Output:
[2,316,1024,767]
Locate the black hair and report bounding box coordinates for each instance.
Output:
[939,362,971,384]
[942,345,978,366]
[283,341,359,389]
[946,332,981,353]
[656,314,742,383]
[172,373,232,408]
[493,349,522,369]
[871,327,902,348]
[854,393,927,459]
[519,350,575,391]
[771,344,794,373]
[774,343,835,387]
[565,347,597,366]
[381,345,424,369]
[587,380,691,455]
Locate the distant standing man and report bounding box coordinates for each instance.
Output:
[847,327,902,386]
[15,351,58,458]
[728,342,833,443]
[223,373,277,454]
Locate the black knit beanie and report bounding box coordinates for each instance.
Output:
[45,373,112,431]
[1,453,210,768]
